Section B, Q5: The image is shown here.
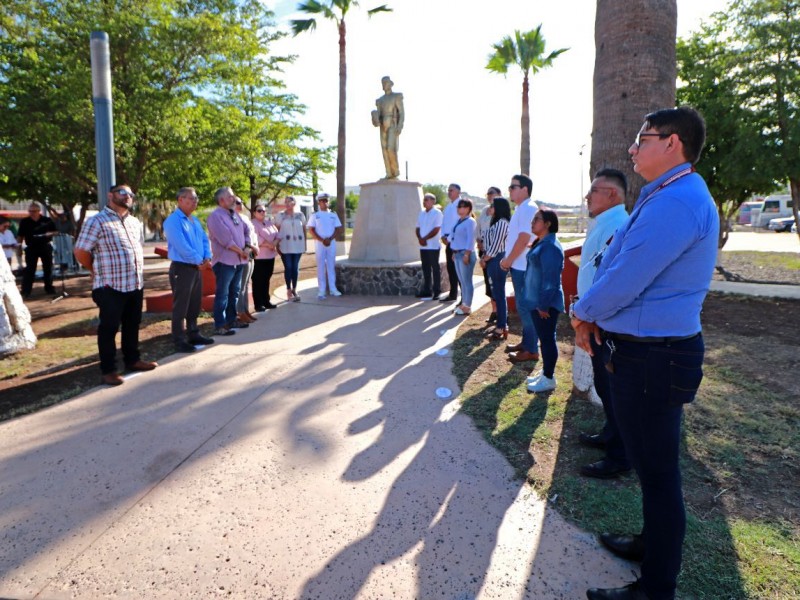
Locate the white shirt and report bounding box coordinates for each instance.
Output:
[507,198,538,271]
[441,199,459,241]
[577,204,629,296]
[307,210,342,240]
[416,207,443,250]
[0,229,16,260]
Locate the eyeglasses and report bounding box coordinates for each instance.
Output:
[116,189,134,197]
[634,132,670,147]
[234,201,243,206]
[184,195,199,201]
[508,184,521,191]
[255,209,265,213]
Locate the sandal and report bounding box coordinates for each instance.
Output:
[485,327,509,340]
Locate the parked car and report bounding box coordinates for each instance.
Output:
[768,215,797,232]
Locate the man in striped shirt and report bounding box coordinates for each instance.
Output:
[74,184,158,386]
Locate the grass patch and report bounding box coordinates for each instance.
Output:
[731,250,800,271]
[453,299,799,600]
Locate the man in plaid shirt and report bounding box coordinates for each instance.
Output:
[74,184,158,386]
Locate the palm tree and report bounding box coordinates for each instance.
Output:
[291,1,391,241]
[591,0,677,208]
[486,26,568,175]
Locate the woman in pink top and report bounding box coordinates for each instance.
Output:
[251,203,280,310]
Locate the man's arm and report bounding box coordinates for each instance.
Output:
[73,248,94,274]
[499,232,531,270]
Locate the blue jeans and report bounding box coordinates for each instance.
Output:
[281,253,301,289]
[604,333,705,600]
[212,262,243,328]
[531,307,560,378]
[453,250,476,307]
[486,255,507,328]
[510,268,538,353]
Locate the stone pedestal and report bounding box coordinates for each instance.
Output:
[348,180,422,262]
[337,180,448,295]
[0,255,37,356]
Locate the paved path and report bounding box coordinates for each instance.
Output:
[1,279,629,599]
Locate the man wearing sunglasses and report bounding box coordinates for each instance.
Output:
[571,107,718,600]
[74,184,158,386]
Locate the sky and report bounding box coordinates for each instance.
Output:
[268,0,730,205]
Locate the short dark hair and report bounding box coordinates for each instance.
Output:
[0,216,9,226]
[448,183,461,192]
[594,168,628,197]
[512,174,532,197]
[644,106,706,164]
[538,208,559,233]
[490,197,511,225]
[177,186,196,200]
[487,186,501,196]
[457,198,473,212]
[110,183,131,193]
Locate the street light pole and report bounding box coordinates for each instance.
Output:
[90,31,116,209]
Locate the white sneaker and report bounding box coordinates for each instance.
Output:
[527,375,556,393]
[526,370,543,384]
[330,289,342,296]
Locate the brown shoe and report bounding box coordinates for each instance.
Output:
[102,372,125,386]
[508,350,540,363]
[505,342,524,353]
[127,360,158,372]
[237,312,255,323]
[245,311,258,322]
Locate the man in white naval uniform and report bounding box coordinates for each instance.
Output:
[307,192,343,299]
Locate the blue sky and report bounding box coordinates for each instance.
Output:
[267,1,729,204]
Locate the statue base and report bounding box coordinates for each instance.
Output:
[338,180,449,295]
[347,180,422,262]
[335,258,449,296]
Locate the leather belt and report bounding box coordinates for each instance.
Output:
[172,261,199,270]
[603,331,700,344]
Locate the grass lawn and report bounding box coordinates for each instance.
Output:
[453,294,799,599]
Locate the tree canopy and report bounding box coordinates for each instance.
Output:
[0,0,332,225]
[677,0,800,241]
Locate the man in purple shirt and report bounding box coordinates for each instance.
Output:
[206,187,253,336]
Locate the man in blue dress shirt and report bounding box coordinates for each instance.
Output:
[163,187,215,352]
[571,107,719,600]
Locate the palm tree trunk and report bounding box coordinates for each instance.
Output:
[336,18,347,242]
[520,72,530,175]
[591,0,677,209]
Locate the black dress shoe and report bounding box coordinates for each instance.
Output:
[580,459,631,479]
[586,579,648,599]
[599,532,645,562]
[265,302,277,309]
[485,311,497,324]
[579,432,607,450]
[175,341,197,353]
[188,334,215,345]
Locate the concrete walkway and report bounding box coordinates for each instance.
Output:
[1,278,631,600]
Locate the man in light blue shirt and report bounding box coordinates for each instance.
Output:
[574,168,632,481]
[573,107,718,600]
[163,187,214,352]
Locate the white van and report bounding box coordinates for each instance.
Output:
[751,195,794,228]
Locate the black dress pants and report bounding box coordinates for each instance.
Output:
[419,248,441,296]
[252,258,275,309]
[444,244,459,299]
[22,244,54,294]
[91,286,144,374]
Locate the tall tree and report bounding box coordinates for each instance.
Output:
[591,0,677,209]
[677,27,778,248]
[486,26,567,176]
[291,1,392,241]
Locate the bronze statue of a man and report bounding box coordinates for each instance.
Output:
[371,76,404,180]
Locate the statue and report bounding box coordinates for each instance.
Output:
[371,76,404,180]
